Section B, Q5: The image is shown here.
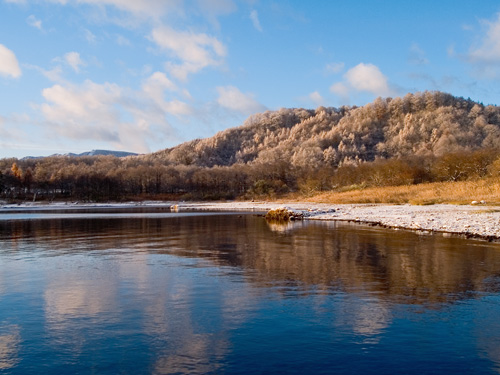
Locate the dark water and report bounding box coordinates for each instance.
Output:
[1,207,500,374]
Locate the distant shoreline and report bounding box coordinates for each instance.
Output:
[1,200,500,242]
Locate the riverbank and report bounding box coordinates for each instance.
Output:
[173,201,500,241]
[2,200,500,241]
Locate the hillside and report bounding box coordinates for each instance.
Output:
[145,91,500,168]
[2,91,500,203]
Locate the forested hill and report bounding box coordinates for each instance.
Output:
[145,91,500,168]
[2,90,500,202]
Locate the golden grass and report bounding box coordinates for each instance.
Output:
[265,207,304,221]
[285,178,500,205]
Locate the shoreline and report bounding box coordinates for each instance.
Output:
[2,200,500,242]
[179,202,500,241]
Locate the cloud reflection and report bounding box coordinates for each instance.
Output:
[0,325,20,370]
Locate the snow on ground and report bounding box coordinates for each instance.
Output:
[175,201,500,240]
[1,200,500,240]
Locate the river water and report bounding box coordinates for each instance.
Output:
[1,207,500,374]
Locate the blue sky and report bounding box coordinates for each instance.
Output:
[1,0,500,158]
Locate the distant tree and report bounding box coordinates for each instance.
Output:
[11,162,22,179]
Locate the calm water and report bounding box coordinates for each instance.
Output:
[1,207,500,374]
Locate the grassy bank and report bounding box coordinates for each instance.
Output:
[283,178,500,205]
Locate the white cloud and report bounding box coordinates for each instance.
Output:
[216,86,266,115]
[468,13,500,63]
[0,44,22,79]
[250,10,263,32]
[38,77,192,152]
[331,63,393,99]
[26,15,43,30]
[64,52,85,73]
[344,63,392,96]
[151,26,227,80]
[142,72,192,116]
[41,81,123,138]
[40,81,141,151]
[143,71,177,93]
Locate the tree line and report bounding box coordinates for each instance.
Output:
[1,91,500,202]
[1,147,499,203]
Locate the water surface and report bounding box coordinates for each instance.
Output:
[1,208,500,374]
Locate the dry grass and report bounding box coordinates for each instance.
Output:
[265,207,304,221]
[285,178,500,205]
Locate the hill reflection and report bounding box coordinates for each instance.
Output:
[2,212,500,306]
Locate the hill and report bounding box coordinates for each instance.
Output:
[2,91,500,203]
[145,91,500,169]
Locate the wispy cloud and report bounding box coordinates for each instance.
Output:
[64,52,85,73]
[76,0,181,21]
[83,28,97,44]
[468,13,500,64]
[325,62,344,74]
[408,43,429,65]
[24,63,64,82]
[197,0,237,29]
[26,14,43,30]
[461,12,500,79]
[330,82,350,99]
[250,10,263,32]
[115,34,131,46]
[196,0,236,15]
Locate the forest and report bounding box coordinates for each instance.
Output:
[1,91,500,203]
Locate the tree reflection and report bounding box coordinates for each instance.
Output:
[1,213,500,306]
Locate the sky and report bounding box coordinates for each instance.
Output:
[2,0,500,158]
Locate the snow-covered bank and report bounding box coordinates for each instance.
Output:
[175,201,500,241]
[2,200,500,241]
